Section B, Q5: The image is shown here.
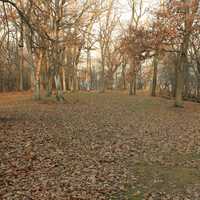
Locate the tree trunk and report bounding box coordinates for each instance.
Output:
[19,20,24,91]
[151,56,158,97]
[46,78,52,97]
[173,65,178,98]
[175,64,184,107]
[62,67,66,93]
[133,72,137,95]
[99,63,105,93]
[197,75,200,102]
[86,49,91,91]
[73,72,77,92]
[184,63,189,99]
[54,74,65,101]
[70,65,78,92]
[33,52,43,100]
[19,47,24,91]
[129,78,133,96]
[175,0,191,107]
[121,63,126,90]
[34,78,40,100]
[129,59,136,96]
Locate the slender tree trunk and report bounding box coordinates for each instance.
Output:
[175,62,184,107]
[129,78,133,96]
[121,63,126,90]
[54,74,65,101]
[70,64,77,92]
[86,49,91,91]
[19,47,24,91]
[184,63,189,99]
[44,57,52,97]
[30,70,34,92]
[46,77,52,97]
[151,56,158,97]
[69,76,73,92]
[33,52,43,100]
[34,78,40,100]
[129,59,136,96]
[99,62,105,93]
[19,20,24,91]
[133,72,137,95]
[62,67,66,92]
[173,65,178,98]
[73,69,77,92]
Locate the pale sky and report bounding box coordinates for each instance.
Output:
[119,0,159,22]
[88,0,160,61]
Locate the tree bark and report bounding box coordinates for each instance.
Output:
[19,47,24,91]
[129,78,133,96]
[133,72,137,95]
[129,59,136,96]
[54,74,65,101]
[121,63,126,90]
[151,56,158,97]
[99,62,105,93]
[196,75,200,101]
[19,20,24,91]
[175,63,184,107]
[86,49,91,91]
[62,67,66,93]
[174,0,193,107]
[33,51,43,100]
[45,77,52,97]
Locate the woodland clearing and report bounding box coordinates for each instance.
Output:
[0,92,200,200]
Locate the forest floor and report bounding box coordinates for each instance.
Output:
[0,91,200,200]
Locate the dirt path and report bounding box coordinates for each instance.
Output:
[0,92,200,200]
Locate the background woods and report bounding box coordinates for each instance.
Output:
[0,0,200,106]
[2,1,200,200]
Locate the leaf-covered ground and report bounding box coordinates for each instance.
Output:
[0,91,200,200]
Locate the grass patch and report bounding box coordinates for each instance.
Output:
[128,98,159,112]
[134,161,200,193]
[111,187,144,200]
[125,188,144,200]
[174,152,200,162]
